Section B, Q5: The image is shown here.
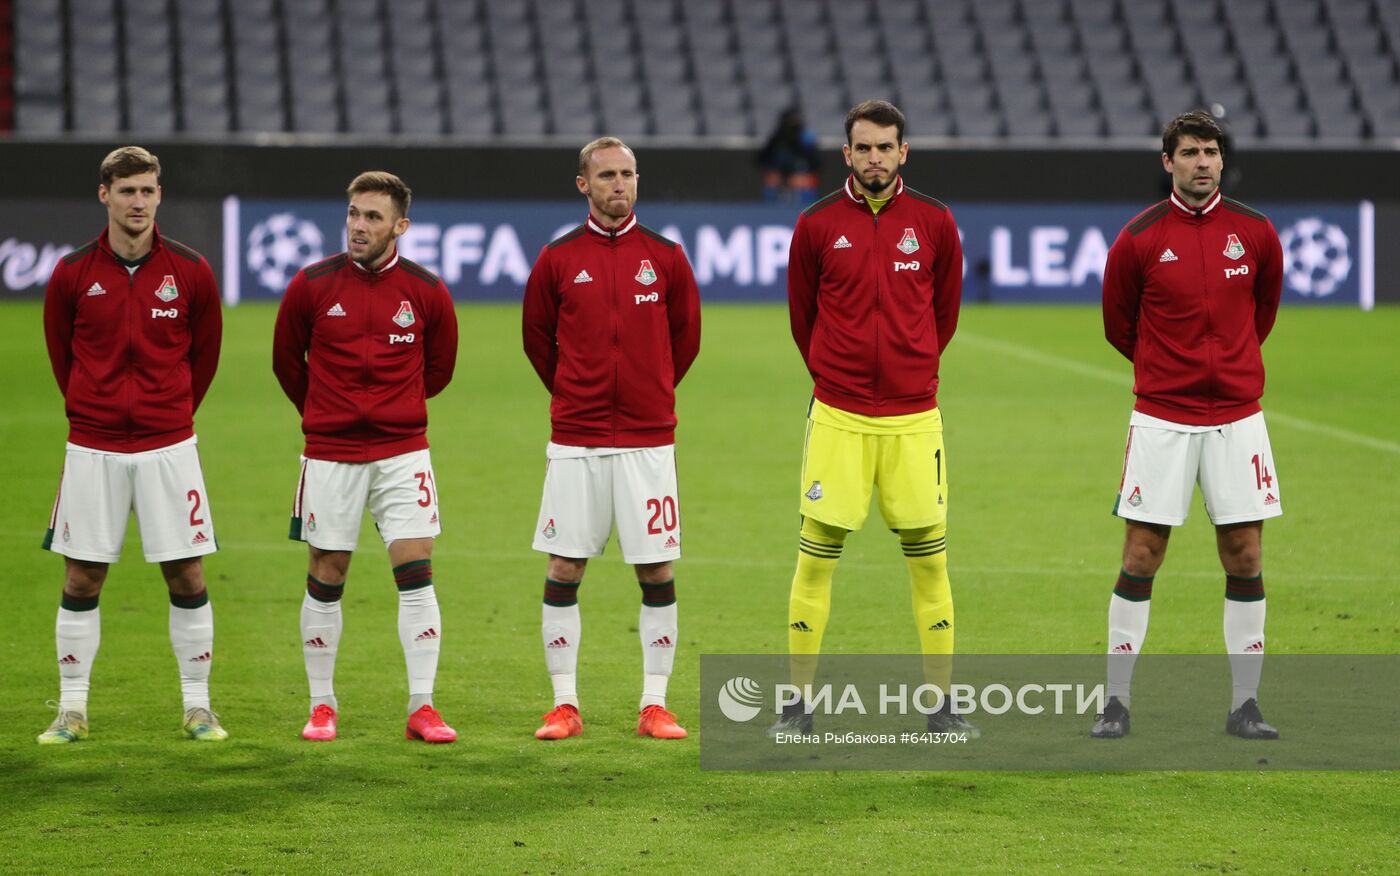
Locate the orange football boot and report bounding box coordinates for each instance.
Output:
[534,704,583,740]
[637,704,688,739]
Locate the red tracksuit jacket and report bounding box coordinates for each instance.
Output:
[272,249,458,462]
[1103,189,1283,426]
[522,213,701,447]
[788,176,963,416]
[43,227,222,452]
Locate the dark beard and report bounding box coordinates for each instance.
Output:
[861,172,893,194]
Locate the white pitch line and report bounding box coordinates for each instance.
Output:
[958,331,1400,455]
[1261,410,1400,455]
[958,331,1132,388]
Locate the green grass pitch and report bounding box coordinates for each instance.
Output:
[1,301,1395,872]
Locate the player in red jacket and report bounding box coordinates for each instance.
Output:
[39,146,227,744]
[772,101,974,739]
[273,171,460,743]
[522,137,701,741]
[1093,111,1284,741]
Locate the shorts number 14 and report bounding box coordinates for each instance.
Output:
[1251,454,1273,490]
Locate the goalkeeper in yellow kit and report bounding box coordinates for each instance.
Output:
[771,100,975,737]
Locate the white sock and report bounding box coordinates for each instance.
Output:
[1224,597,1266,710]
[542,603,581,708]
[639,602,677,710]
[56,605,101,715]
[1106,593,1150,707]
[301,592,342,711]
[169,600,215,712]
[398,585,441,714]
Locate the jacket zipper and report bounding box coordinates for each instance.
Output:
[126,264,138,438]
[872,209,881,410]
[1196,220,1217,420]
[361,283,373,406]
[610,231,620,445]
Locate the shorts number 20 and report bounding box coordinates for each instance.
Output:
[646,496,678,534]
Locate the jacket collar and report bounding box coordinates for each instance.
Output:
[349,246,400,276]
[844,174,904,207]
[1169,188,1222,218]
[97,224,164,262]
[586,212,638,238]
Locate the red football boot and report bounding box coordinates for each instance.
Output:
[301,704,337,741]
[405,705,457,743]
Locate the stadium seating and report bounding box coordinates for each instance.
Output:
[9,0,1399,141]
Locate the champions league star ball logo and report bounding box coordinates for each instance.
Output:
[247,213,324,293]
[1279,217,1352,299]
[718,676,764,722]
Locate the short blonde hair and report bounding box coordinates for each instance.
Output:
[577,136,634,176]
[100,146,161,186]
[347,170,412,218]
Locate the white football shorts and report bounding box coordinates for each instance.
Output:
[1115,411,1282,526]
[290,449,441,551]
[532,443,681,565]
[44,436,217,563]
